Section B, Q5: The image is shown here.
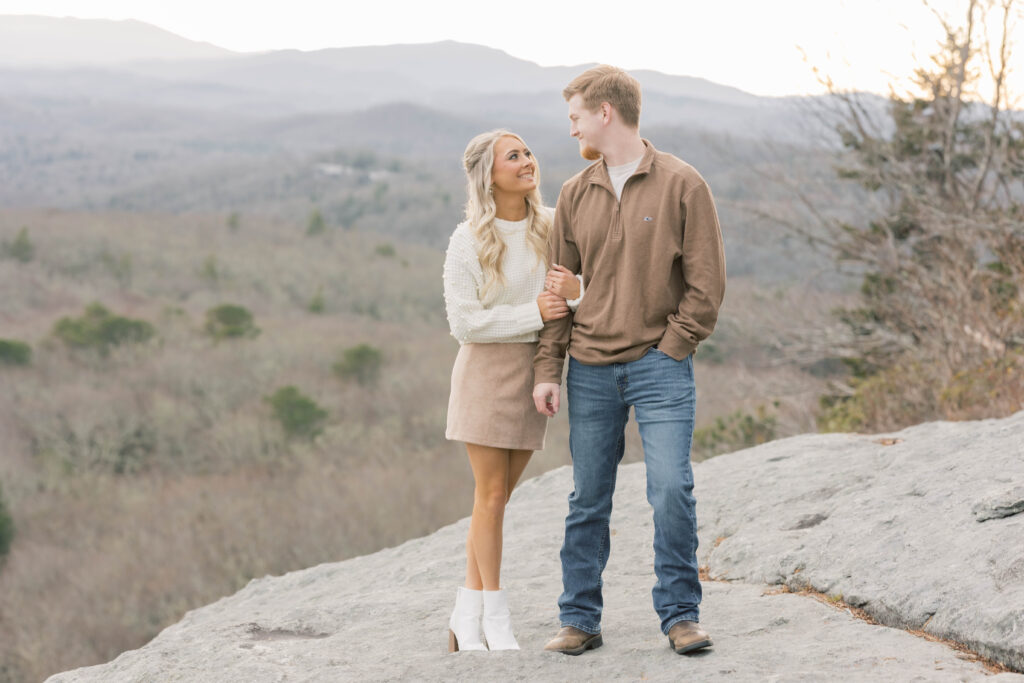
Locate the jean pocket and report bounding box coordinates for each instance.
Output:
[649,345,675,360]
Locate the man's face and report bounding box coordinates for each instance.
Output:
[568,94,604,161]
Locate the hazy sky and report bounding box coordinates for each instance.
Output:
[0,0,1017,98]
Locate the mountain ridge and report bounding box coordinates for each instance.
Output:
[0,15,236,66]
[0,16,762,107]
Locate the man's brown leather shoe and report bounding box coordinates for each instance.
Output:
[543,626,603,655]
[667,621,712,654]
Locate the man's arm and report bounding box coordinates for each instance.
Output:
[533,185,581,386]
[658,181,726,360]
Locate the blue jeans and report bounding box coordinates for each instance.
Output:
[559,348,700,635]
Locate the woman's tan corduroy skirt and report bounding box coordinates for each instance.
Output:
[446,342,547,451]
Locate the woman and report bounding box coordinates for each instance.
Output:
[443,130,581,651]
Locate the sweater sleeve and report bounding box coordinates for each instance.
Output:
[658,181,726,359]
[443,228,544,344]
[533,186,581,384]
[566,274,584,312]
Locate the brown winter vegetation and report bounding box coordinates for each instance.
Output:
[757,0,1024,432]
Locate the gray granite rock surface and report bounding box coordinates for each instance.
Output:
[973,486,1024,522]
[49,412,1024,681]
[697,411,1024,672]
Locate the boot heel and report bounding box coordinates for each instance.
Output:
[448,587,487,651]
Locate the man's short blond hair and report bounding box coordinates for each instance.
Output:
[563,65,642,128]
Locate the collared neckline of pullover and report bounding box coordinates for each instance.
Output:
[533,140,726,384]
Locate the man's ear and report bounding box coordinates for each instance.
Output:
[601,102,612,123]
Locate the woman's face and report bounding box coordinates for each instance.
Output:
[490,135,537,198]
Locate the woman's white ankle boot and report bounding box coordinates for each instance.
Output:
[448,587,487,652]
[482,589,520,650]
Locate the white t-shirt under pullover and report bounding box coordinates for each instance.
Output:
[607,157,643,200]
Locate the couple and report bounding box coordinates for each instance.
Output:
[442,65,726,655]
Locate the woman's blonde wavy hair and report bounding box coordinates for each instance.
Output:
[462,130,552,304]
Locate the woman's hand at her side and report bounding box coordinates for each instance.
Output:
[545,264,580,300]
[537,291,569,322]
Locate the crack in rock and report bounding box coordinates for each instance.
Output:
[243,623,330,641]
[790,513,830,530]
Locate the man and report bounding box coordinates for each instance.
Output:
[533,65,726,656]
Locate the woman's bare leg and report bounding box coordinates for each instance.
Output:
[465,531,483,590]
[463,446,534,590]
[506,449,532,501]
[465,443,512,591]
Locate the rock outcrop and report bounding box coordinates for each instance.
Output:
[49,412,1024,682]
[697,412,1024,672]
